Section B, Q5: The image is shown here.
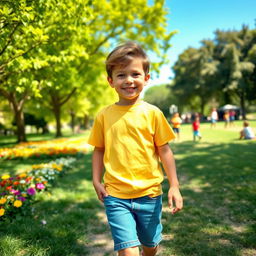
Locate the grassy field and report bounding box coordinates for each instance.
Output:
[0,120,255,256]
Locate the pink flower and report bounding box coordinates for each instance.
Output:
[27,187,36,195]
[17,196,26,202]
[36,183,45,190]
[11,189,21,196]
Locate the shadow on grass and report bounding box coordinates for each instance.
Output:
[161,141,256,256]
[0,153,109,256]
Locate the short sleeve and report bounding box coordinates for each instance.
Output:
[154,110,176,146]
[87,113,104,148]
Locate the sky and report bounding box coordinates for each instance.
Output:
[146,0,256,90]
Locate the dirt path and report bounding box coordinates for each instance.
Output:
[86,210,116,256]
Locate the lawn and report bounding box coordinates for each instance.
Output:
[0,121,255,256]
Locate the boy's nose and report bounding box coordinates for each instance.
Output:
[125,76,133,84]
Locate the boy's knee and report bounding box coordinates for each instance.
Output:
[118,246,139,256]
[142,245,159,256]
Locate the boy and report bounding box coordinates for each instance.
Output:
[192,116,202,141]
[239,121,256,140]
[170,112,182,140]
[88,42,183,256]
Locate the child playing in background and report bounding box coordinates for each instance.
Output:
[88,41,183,256]
[224,110,230,128]
[210,107,218,128]
[239,121,256,140]
[192,116,202,141]
[170,112,182,140]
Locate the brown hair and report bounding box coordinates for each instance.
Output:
[244,121,249,127]
[106,41,150,78]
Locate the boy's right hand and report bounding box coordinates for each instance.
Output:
[93,183,108,202]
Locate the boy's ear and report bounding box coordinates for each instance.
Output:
[144,73,150,84]
[107,76,114,88]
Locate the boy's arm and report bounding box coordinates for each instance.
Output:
[92,146,108,202]
[157,143,183,214]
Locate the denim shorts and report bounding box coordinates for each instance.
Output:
[103,195,162,251]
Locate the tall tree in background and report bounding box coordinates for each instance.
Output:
[172,26,256,117]
[172,42,218,114]
[215,26,255,119]
[0,0,174,141]
[0,1,49,141]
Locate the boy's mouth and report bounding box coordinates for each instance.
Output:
[122,87,137,93]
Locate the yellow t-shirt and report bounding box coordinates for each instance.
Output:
[171,116,182,128]
[88,101,176,199]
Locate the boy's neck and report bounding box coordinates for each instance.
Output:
[115,97,142,106]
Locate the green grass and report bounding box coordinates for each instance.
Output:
[161,121,256,256]
[0,121,256,255]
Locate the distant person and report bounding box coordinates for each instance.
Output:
[224,110,230,128]
[171,112,182,140]
[210,108,218,128]
[239,121,256,140]
[88,42,183,255]
[229,110,236,126]
[192,116,202,141]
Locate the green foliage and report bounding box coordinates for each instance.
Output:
[0,0,175,141]
[172,26,256,117]
[144,84,176,116]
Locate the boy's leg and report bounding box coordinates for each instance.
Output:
[133,196,162,255]
[141,245,158,256]
[118,246,139,256]
[104,196,141,252]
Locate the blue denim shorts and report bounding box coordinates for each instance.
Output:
[103,195,162,251]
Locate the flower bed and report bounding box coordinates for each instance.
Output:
[0,157,76,221]
[0,138,91,159]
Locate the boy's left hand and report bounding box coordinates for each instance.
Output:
[168,187,183,214]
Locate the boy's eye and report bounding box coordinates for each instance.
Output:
[133,73,140,77]
[117,74,125,78]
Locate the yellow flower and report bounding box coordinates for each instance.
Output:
[1,174,10,180]
[0,208,5,216]
[0,198,7,204]
[19,173,27,178]
[13,200,22,208]
[52,163,63,171]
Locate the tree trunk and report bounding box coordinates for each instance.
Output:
[70,111,75,134]
[83,114,90,129]
[239,90,246,120]
[53,104,62,137]
[15,109,26,142]
[0,88,27,142]
[50,88,77,137]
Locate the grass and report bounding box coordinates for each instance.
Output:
[0,121,256,255]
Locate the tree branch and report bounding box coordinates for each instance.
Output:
[0,21,21,56]
[60,87,77,106]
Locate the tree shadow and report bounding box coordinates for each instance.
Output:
[161,141,256,255]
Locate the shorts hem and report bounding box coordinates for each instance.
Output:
[114,240,141,251]
[140,236,162,248]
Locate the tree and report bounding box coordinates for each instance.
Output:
[144,84,176,116]
[172,44,218,114]
[214,26,256,119]
[0,1,49,141]
[1,0,175,141]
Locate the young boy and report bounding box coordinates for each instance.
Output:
[192,116,202,141]
[239,121,256,140]
[170,112,182,140]
[88,42,183,256]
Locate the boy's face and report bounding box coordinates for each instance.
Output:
[107,57,150,105]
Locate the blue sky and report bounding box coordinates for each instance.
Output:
[147,0,256,89]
